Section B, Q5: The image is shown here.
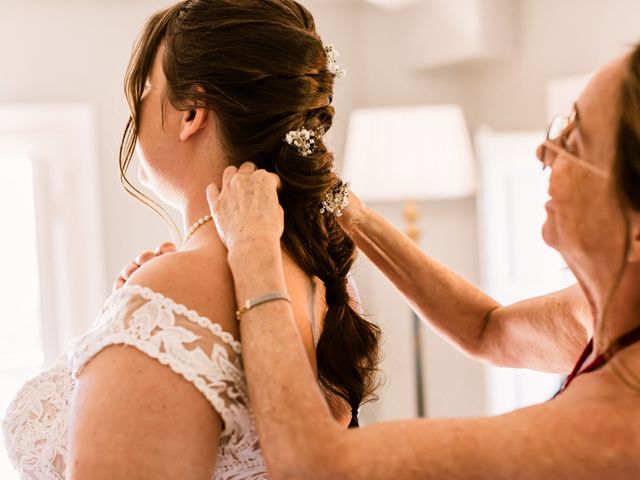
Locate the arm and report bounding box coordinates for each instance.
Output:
[208,165,631,480]
[69,252,236,479]
[229,241,628,480]
[68,345,220,480]
[341,197,592,372]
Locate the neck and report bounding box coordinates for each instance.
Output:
[587,263,640,355]
[180,189,219,250]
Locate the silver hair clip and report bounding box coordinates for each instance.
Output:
[321,180,350,217]
[325,45,346,78]
[285,127,318,156]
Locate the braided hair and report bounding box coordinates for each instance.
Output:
[120,0,382,425]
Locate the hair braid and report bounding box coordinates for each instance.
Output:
[121,0,382,425]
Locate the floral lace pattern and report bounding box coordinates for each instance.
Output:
[2,285,267,479]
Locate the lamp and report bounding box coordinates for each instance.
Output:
[342,104,475,417]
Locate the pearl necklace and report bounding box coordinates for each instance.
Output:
[184,214,213,244]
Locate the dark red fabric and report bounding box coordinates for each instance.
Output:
[558,323,640,394]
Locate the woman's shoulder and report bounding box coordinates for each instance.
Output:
[124,246,238,336]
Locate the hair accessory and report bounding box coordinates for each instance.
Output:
[325,45,346,78]
[320,180,350,217]
[236,291,292,321]
[285,127,318,156]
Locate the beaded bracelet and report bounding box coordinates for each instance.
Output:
[236,292,292,321]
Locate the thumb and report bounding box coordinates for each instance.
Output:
[206,183,228,249]
[206,183,220,208]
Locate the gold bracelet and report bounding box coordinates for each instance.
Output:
[236,291,292,321]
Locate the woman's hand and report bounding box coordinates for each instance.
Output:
[336,189,367,238]
[112,242,177,291]
[206,162,284,252]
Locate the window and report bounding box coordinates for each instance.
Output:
[0,105,106,478]
[475,128,573,415]
[0,157,44,480]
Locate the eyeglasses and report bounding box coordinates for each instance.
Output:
[540,106,609,179]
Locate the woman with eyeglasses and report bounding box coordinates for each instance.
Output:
[198,46,640,478]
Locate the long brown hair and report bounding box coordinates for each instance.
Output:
[120,0,381,424]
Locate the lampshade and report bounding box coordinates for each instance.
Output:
[342,104,476,202]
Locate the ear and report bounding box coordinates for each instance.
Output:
[627,210,640,263]
[178,106,209,142]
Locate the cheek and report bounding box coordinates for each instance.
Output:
[552,171,619,251]
[136,106,153,162]
[546,165,592,244]
[136,118,165,171]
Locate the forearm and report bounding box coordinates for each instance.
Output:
[348,205,500,356]
[221,258,604,480]
[347,206,589,369]
[228,243,342,479]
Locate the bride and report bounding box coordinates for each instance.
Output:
[1,1,380,478]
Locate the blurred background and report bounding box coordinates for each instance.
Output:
[0,0,639,476]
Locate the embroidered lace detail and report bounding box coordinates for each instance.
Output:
[2,285,267,479]
[2,357,72,480]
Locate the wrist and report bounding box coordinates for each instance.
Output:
[341,202,369,239]
[228,240,286,301]
[228,238,281,265]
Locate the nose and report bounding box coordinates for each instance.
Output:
[537,140,560,171]
[536,143,544,162]
[536,142,548,170]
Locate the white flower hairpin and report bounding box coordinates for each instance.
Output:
[321,180,350,217]
[285,127,318,156]
[325,45,346,78]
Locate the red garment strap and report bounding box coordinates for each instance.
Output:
[558,323,640,394]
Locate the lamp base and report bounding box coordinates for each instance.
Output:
[404,199,426,418]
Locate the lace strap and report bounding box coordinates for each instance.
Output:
[117,285,242,353]
[68,286,250,433]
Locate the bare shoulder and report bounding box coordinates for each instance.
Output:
[69,247,232,479]
[126,246,238,336]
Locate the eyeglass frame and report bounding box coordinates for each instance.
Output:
[539,104,610,179]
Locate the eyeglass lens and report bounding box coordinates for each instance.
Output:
[547,116,569,141]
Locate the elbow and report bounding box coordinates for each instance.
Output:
[463,307,503,365]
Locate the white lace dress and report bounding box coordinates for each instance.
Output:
[1,285,267,480]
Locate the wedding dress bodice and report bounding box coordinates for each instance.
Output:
[1,285,267,479]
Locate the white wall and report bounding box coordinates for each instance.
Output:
[460,0,640,132]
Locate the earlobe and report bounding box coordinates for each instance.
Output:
[179,107,208,142]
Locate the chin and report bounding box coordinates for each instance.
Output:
[541,217,558,250]
[137,162,151,189]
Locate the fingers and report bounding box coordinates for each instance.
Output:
[121,262,140,280]
[112,276,125,292]
[113,261,140,292]
[206,183,220,206]
[271,172,282,191]
[113,242,176,292]
[222,162,281,192]
[238,161,257,174]
[135,250,156,266]
[221,166,238,190]
[154,242,177,255]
